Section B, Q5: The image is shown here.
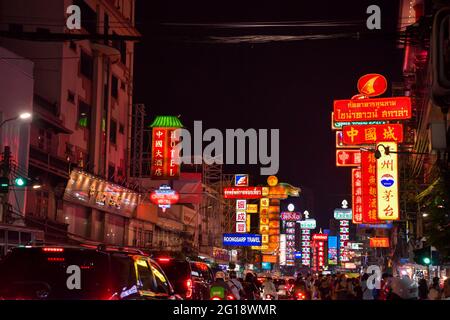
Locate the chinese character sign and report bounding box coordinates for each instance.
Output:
[376,142,399,220]
[339,220,350,264]
[352,169,363,224]
[301,229,311,267]
[336,150,361,167]
[151,128,180,179]
[342,124,404,145]
[361,151,380,224]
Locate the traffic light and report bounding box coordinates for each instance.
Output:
[13,177,28,187]
[0,177,9,193]
[413,246,432,266]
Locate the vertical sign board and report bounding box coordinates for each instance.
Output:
[236,199,247,233]
[259,198,270,249]
[279,234,287,266]
[151,128,180,179]
[339,220,350,264]
[301,229,311,266]
[361,151,380,224]
[328,236,338,265]
[376,142,399,220]
[352,169,363,224]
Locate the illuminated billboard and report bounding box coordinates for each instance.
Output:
[333,97,412,122]
[150,123,181,180]
[336,150,361,167]
[376,142,399,220]
[361,151,381,224]
[352,169,363,224]
[223,187,263,199]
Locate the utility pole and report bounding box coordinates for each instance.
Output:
[0,146,11,223]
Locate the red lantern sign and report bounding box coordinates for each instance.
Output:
[357,74,388,97]
[361,151,381,224]
[342,124,404,145]
[149,185,180,212]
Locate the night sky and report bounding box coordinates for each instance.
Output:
[133,0,403,228]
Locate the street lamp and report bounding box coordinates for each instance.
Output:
[0,112,32,129]
[373,144,429,159]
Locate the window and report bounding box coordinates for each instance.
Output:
[150,262,171,295]
[80,51,93,79]
[110,119,117,144]
[75,0,97,34]
[135,260,154,291]
[119,123,125,134]
[38,128,53,152]
[111,75,118,99]
[67,91,75,104]
[78,101,90,128]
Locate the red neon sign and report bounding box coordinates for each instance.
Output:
[357,74,388,97]
[149,185,180,211]
[352,169,363,224]
[361,151,381,224]
[223,187,263,199]
[336,150,361,167]
[151,127,180,180]
[312,234,328,241]
[333,97,412,122]
[342,124,404,145]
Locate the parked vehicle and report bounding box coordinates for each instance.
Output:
[0,245,178,300]
[155,257,214,300]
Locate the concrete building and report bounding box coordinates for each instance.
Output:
[0,0,147,246]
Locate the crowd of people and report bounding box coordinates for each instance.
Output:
[210,270,450,300]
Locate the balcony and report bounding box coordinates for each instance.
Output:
[29,145,74,179]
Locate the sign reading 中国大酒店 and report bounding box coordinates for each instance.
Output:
[376,142,399,220]
[151,127,180,179]
[222,234,262,246]
[333,97,412,122]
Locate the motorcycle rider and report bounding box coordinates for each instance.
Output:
[262,276,278,300]
[210,271,233,300]
[227,271,245,300]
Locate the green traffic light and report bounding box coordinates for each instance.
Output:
[14,177,26,187]
[423,257,431,265]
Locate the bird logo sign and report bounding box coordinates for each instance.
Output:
[234,174,249,187]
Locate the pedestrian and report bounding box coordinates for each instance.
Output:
[227,271,245,300]
[319,278,332,300]
[334,274,348,300]
[311,280,321,300]
[428,277,442,300]
[361,273,374,300]
[346,278,356,299]
[442,278,450,300]
[418,278,429,300]
[242,273,260,300]
[353,277,363,300]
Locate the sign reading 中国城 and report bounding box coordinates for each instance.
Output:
[333,97,412,122]
[222,234,262,246]
[342,124,403,145]
[376,142,399,220]
[334,209,352,220]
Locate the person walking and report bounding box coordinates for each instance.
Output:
[334,275,348,300]
[353,277,363,300]
[442,278,450,300]
[418,278,429,300]
[428,277,442,300]
[360,273,374,300]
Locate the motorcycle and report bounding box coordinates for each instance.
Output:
[294,291,307,300]
[210,294,236,300]
[264,293,276,300]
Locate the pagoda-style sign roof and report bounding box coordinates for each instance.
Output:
[150,116,183,128]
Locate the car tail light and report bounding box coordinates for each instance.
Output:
[211,296,221,300]
[42,248,64,253]
[158,257,171,262]
[47,257,65,262]
[226,295,235,300]
[186,279,193,299]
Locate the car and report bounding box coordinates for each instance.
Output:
[154,257,214,300]
[274,278,290,299]
[0,245,179,300]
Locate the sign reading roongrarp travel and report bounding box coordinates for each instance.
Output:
[222,233,262,246]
